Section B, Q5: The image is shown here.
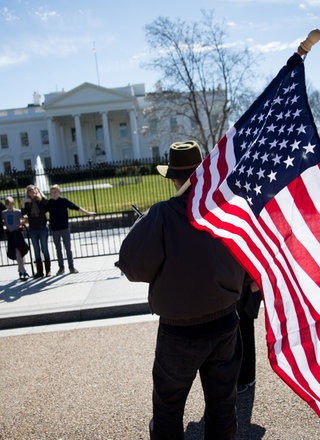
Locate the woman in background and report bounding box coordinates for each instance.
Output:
[21,185,51,278]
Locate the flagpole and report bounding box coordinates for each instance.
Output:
[174,28,320,199]
[92,41,101,86]
[174,177,191,197]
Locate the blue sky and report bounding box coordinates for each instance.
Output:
[1,0,320,109]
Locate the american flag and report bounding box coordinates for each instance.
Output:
[188,52,320,416]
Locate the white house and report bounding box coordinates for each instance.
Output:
[0,82,225,173]
[0,83,156,173]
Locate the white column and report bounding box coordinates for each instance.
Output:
[59,125,67,166]
[47,118,59,167]
[74,114,85,165]
[101,111,112,161]
[129,109,140,159]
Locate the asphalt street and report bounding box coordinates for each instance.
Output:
[0,256,319,439]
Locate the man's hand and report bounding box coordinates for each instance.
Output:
[250,282,260,293]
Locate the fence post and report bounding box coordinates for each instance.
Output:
[88,159,97,213]
[22,224,35,276]
[11,167,21,205]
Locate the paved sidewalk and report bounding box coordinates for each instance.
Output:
[0,255,149,330]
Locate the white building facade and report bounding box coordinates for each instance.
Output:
[0,82,225,173]
[0,82,157,172]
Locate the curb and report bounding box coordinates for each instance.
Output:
[0,302,150,330]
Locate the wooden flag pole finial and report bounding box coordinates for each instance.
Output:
[297,29,320,55]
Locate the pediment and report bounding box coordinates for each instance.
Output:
[44,82,137,109]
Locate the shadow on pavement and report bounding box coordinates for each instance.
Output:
[0,276,62,302]
[184,385,266,439]
[185,418,204,439]
[237,385,266,439]
[0,267,122,304]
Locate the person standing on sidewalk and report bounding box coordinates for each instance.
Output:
[0,200,6,241]
[118,141,246,440]
[237,277,262,394]
[2,196,30,281]
[47,184,96,275]
[21,185,51,278]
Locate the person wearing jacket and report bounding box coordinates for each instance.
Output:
[21,184,51,278]
[47,184,96,275]
[118,141,246,440]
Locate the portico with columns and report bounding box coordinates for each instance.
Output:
[1,79,204,173]
[43,82,145,167]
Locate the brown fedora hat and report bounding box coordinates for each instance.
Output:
[156,140,203,179]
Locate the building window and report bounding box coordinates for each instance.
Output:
[151,146,160,160]
[170,117,178,131]
[122,148,130,160]
[149,120,157,134]
[0,134,8,149]
[41,129,49,145]
[20,132,29,147]
[24,159,32,171]
[95,144,105,157]
[71,128,76,142]
[44,157,52,169]
[3,161,11,173]
[95,125,104,141]
[119,122,128,138]
[74,154,79,166]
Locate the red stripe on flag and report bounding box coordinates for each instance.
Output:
[287,174,320,242]
[265,196,320,316]
[263,255,320,391]
[216,135,229,184]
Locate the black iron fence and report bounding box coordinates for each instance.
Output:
[0,158,175,268]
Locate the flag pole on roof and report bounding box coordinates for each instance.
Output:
[175,28,320,198]
[185,29,320,416]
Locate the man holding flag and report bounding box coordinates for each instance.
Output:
[119,31,320,438]
[118,141,248,439]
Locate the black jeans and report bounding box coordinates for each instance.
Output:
[151,311,242,440]
[238,311,256,386]
[52,228,74,269]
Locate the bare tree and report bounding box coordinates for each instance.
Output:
[143,11,259,155]
[308,88,320,132]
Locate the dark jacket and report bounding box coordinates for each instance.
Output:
[21,198,48,230]
[118,189,245,325]
[47,197,80,231]
[238,275,262,319]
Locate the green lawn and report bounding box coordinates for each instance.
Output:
[62,174,176,215]
[1,174,176,216]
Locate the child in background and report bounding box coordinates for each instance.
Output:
[0,200,6,240]
[47,184,96,275]
[1,196,29,281]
